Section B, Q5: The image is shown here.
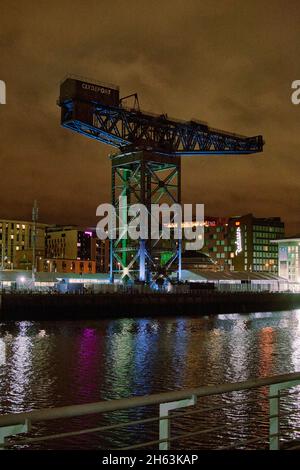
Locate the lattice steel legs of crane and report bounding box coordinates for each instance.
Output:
[110,150,182,286]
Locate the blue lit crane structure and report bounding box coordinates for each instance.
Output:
[58,76,264,284]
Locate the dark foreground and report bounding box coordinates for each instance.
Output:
[1,291,300,320]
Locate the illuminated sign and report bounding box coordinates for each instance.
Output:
[205,220,217,227]
[82,82,111,95]
[235,226,242,255]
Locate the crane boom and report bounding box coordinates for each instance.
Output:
[58,77,264,156]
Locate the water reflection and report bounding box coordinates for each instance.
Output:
[291,309,300,371]
[76,328,102,402]
[10,323,33,409]
[0,338,5,366]
[0,310,300,448]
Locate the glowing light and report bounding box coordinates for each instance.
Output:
[123,267,129,276]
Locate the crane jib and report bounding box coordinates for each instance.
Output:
[58,77,264,156]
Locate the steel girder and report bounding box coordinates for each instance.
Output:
[60,100,264,157]
[110,151,181,285]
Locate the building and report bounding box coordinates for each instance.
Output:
[181,250,218,271]
[271,236,300,283]
[182,214,285,273]
[0,268,288,294]
[37,258,96,274]
[201,217,232,270]
[229,214,285,273]
[93,237,110,273]
[0,270,120,293]
[45,225,109,273]
[0,219,48,270]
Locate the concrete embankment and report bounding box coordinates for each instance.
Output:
[1,292,300,320]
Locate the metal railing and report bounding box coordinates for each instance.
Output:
[1,372,300,450]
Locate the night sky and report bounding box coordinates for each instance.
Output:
[1,0,299,233]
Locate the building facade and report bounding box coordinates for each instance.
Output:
[199,214,284,273]
[271,236,300,283]
[229,214,284,273]
[37,258,96,274]
[45,226,109,273]
[0,219,48,270]
[201,217,233,270]
[92,238,110,273]
[181,250,217,271]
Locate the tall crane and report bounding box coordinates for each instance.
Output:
[58,75,264,284]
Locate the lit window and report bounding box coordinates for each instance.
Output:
[22,224,26,229]
[10,235,14,239]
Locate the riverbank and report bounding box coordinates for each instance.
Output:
[1,291,300,320]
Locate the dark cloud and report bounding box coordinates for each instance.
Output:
[0,0,299,233]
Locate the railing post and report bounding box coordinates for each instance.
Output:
[269,385,280,450]
[0,419,30,449]
[269,379,300,450]
[159,395,196,450]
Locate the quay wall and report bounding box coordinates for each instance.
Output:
[1,292,300,320]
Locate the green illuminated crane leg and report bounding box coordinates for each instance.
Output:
[122,169,130,270]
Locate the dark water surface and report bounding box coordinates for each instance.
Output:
[1,310,300,449]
